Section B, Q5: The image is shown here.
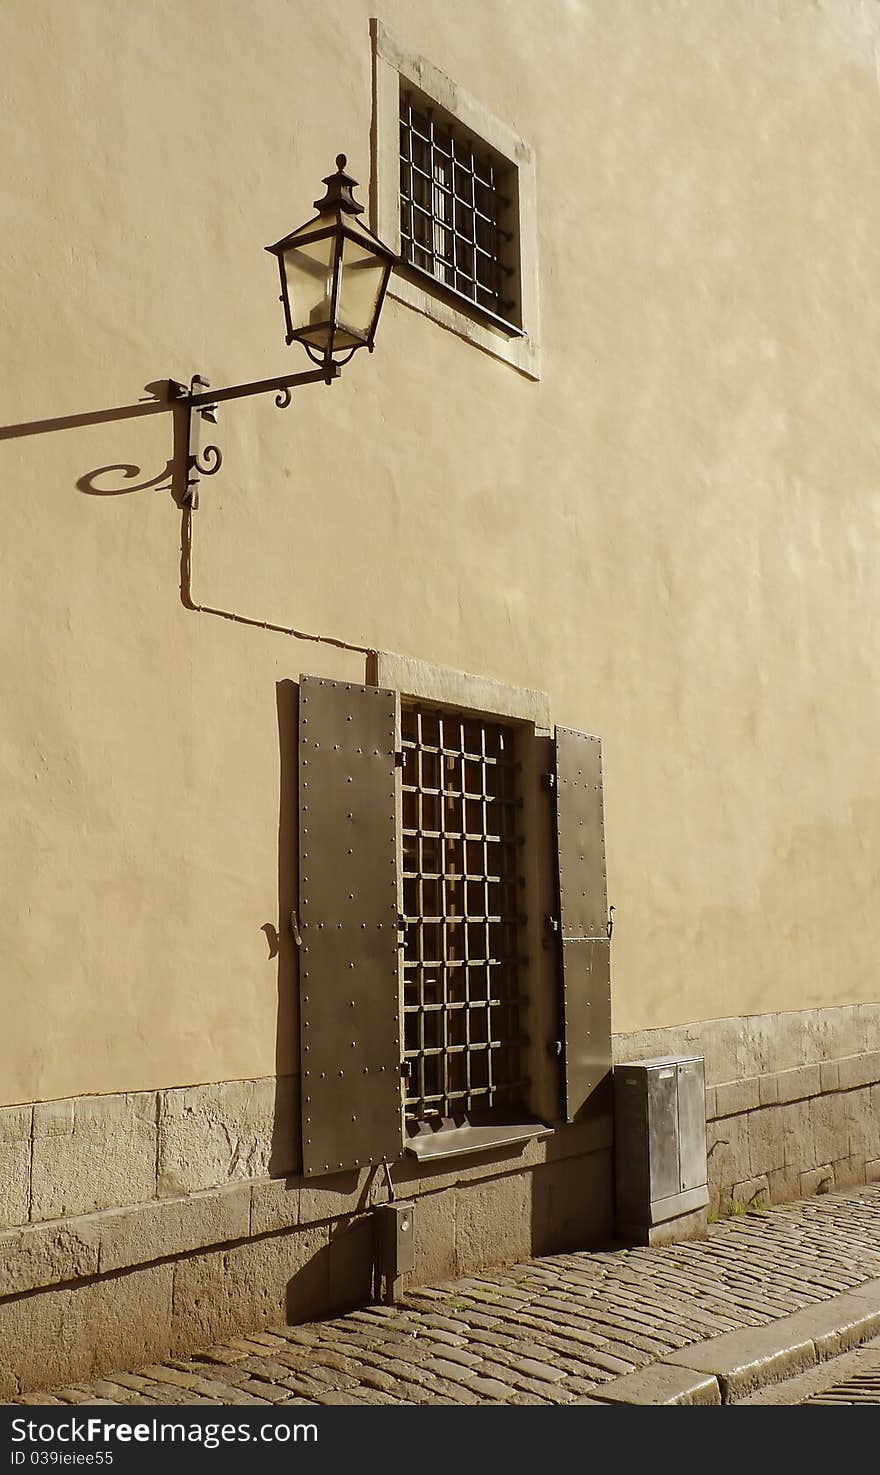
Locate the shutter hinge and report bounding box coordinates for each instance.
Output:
[289,910,303,947]
[394,749,405,767]
[547,1039,563,1058]
[542,913,560,951]
[542,771,556,792]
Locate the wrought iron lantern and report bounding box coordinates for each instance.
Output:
[172,153,398,509]
[266,154,398,372]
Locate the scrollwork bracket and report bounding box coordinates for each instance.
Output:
[169,360,340,508]
[169,374,221,511]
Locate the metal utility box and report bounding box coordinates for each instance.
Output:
[614,1055,709,1244]
[373,1200,416,1279]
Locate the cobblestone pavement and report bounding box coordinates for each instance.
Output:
[12,1185,880,1406]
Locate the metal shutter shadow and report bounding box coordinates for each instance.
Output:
[299,675,402,1176]
[554,726,612,1122]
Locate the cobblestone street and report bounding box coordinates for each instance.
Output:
[10,1184,880,1405]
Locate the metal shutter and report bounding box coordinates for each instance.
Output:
[298,675,403,1175]
[553,726,612,1122]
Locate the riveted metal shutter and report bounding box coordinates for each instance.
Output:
[554,726,612,1122]
[298,675,403,1176]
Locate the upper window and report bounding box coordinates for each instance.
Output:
[398,89,520,334]
[371,19,541,379]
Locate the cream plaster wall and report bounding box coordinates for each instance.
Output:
[1,0,878,1105]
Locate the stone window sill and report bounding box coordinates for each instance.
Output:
[405,1113,553,1163]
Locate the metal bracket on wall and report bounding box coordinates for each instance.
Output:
[170,375,221,511]
[168,362,341,510]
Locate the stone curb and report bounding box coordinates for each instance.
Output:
[582,1279,880,1405]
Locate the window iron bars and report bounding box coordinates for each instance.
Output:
[399,90,517,327]
[401,704,528,1127]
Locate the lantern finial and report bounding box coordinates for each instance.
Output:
[312,155,364,216]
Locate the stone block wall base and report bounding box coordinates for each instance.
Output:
[617,1010,880,1221]
[0,1145,612,1398]
[618,1205,709,1247]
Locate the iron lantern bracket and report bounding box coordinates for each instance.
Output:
[169,362,341,510]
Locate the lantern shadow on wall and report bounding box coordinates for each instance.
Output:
[0,156,397,509]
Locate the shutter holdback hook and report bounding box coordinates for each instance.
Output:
[382,1157,396,1203]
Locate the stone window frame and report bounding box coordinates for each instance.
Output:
[373,652,561,1158]
[370,18,541,380]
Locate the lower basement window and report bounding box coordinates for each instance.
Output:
[400,702,535,1154]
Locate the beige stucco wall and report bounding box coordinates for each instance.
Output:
[1,0,878,1106]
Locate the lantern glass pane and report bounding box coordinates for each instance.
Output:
[337,235,387,340]
[282,230,336,347]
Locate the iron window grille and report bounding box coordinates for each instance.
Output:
[401,703,528,1130]
[398,89,521,333]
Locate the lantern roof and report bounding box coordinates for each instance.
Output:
[265,156,398,263]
